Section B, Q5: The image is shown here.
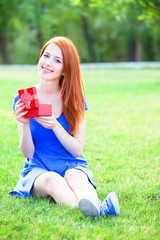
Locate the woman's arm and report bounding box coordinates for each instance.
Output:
[34,114,86,158]
[53,115,86,157]
[17,121,35,158]
[15,100,35,158]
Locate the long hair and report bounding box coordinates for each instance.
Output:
[39,36,85,135]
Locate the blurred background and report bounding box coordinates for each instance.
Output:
[0,0,160,64]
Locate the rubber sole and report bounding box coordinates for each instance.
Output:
[78,197,100,217]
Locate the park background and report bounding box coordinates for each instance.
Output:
[0,1,160,240]
[0,0,160,65]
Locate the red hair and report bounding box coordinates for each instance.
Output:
[39,36,85,135]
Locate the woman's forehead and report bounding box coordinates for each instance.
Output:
[44,43,63,59]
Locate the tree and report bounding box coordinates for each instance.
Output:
[0,0,18,64]
[1,0,160,64]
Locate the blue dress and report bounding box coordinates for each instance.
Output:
[9,95,96,198]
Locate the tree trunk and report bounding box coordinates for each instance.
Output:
[157,42,160,60]
[0,34,11,64]
[135,39,143,61]
[81,15,96,62]
[126,39,136,61]
[37,25,43,49]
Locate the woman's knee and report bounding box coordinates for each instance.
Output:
[44,172,65,192]
[32,171,62,197]
[64,169,88,183]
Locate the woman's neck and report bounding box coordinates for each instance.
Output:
[36,79,60,96]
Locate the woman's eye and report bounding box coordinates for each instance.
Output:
[43,54,49,58]
[55,58,61,63]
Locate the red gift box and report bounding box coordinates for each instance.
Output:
[24,104,52,118]
[18,87,39,109]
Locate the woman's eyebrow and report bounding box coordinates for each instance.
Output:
[44,51,62,60]
[55,56,63,60]
[44,51,50,55]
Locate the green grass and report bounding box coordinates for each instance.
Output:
[0,68,160,240]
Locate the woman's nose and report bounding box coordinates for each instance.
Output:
[45,58,52,65]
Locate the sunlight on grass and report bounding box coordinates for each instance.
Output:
[0,68,160,240]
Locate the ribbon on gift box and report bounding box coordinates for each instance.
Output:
[21,89,38,109]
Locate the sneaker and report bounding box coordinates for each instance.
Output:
[100,192,120,216]
[78,197,100,217]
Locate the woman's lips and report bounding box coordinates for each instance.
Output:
[42,67,53,73]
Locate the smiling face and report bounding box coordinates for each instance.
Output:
[38,43,64,82]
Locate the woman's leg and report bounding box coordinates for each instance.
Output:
[64,169,99,203]
[31,171,78,207]
[64,169,100,216]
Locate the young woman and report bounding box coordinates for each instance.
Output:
[9,36,120,217]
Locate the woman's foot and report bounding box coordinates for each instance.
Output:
[78,197,100,217]
[100,192,120,216]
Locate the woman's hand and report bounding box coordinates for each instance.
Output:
[34,115,57,130]
[34,113,86,158]
[14,99,29,124]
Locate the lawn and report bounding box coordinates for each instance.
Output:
[0,68,159,240]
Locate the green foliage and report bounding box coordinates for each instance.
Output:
[0,0,160,63]
[0,68,160,239]
[0,0,17,31]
